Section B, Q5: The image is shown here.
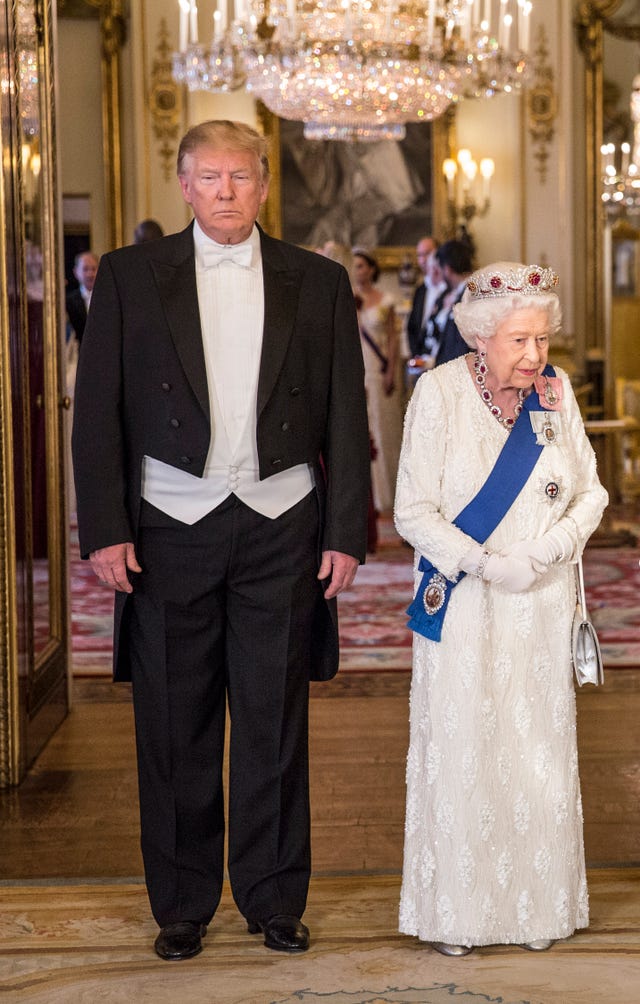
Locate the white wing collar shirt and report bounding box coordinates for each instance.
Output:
[422,275,446,327]
[142,221,314,523]
[80,285,92,311]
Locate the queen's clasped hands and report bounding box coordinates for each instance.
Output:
[460,523,573,592]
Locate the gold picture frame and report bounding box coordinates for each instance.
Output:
[57,0,101,18]
[257,103,451,269]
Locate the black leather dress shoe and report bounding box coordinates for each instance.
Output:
[247,914,310,952]
[154,922,207,961]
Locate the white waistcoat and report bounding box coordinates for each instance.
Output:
[141,223,313,524]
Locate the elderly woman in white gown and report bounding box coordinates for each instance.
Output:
[394,262,607,956]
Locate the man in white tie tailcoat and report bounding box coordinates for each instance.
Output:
[72,120,370,962]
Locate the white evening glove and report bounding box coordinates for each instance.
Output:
[502,525,573,574]
[482,553,541,592]
[459,543,490,577]
[459,545,540,593]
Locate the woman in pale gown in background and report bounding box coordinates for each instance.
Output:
[352,249,404,513]
[394,262,607,956]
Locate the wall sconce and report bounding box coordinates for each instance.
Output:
[442,148,495,250]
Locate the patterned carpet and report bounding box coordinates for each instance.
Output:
[69,516,640,676]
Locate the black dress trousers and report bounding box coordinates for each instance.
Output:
[127,491,320,928]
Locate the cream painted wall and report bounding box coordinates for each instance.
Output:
[57,18,107,255]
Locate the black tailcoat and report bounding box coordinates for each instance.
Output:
[66,288,88,343]
[406,282,427,358]
[72,223,370,683]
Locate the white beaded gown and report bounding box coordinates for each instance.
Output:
[359,294,404,512]
[394,356,608,947]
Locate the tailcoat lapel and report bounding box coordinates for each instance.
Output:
[257,230,303,417]
[415,284,426,320]
[149,226,210,421]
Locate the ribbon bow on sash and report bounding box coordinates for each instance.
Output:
[200,242,253,268]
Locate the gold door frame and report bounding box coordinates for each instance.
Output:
[99,0,127,250]
[0,0,69,786]
[0,0,20,786]
[36,0,67,672]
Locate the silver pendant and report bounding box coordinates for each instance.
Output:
[543,379,558,406]
[542,418,556,443]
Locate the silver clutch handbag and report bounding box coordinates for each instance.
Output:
[572,555,604,687]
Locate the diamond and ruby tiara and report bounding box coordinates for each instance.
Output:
[466,265,559,300]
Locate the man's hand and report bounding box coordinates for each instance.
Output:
[317,550,359,599]
[89,542,141,593]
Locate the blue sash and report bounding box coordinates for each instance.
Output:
[406,365,556,642]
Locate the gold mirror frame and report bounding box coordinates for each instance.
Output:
[256,103,451,270]
[31,0,66,675]
[0,0,69,787]
[575,0,634,413]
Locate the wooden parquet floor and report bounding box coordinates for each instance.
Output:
[1,671,639,1002]
[2,670,639,879]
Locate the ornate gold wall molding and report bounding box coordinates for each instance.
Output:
[57,0,100,16]
[99,1,127,249]
[574,0,620,359]
[526,25,557,185]
[256,102,282,240]
[149,19,182,184]
[575,1,627,65]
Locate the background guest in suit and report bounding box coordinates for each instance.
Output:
[406,235,445,358]
[72,120,370,963]
[433,239,474,366]
[66,250,99,345]
[133,218,164,244]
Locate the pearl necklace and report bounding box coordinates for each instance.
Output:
[473,352,525,430]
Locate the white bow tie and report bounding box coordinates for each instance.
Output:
[200,242,253,269]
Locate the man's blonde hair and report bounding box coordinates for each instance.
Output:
[177,120,270,180]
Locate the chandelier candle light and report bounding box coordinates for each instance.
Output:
[172,0,534,142]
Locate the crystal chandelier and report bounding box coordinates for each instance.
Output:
[601,73,640,219]
[172,0,533,141]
